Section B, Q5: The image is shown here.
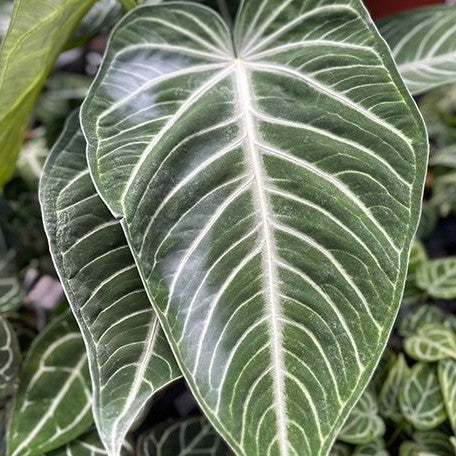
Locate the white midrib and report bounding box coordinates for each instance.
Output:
[11,353,88,456]
[233,59,289,456]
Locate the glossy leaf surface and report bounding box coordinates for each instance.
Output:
[40,113,181,456]
[0,315,20,399]
[399,363,447,431]
[438,359,456,434]
[138,417,225,455]
[0,0,96,186]
[82,1,427,454]
[378,5,456,95]
[7,312,92,456]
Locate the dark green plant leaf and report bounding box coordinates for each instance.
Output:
[353,439,388,456]
[7,311,92,456]
[0,0,96,187]
[0,230,23,312]
[379,354,410,422]
[399,363,447,431]
[81,1,427,454]
[329,443,351,456]
[438,359,456,434]
[432,172,456,217]
[138,417,225,455]
[378,6,456,95]
[403,240,428,305]
[399,304,446,338]
[417,258,456,299]
[0,315,20,399]
[338,390,385,445]
[40,113,181,456]
[404,323,456,362]
[400,431,455,456]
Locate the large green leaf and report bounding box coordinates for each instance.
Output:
[338,390,385,445]
[40,112,181,456]
[404,323,456,362]
[416,258,456,299]
[399,363,447,431]
[81,1,427,454]
[0,0,96,187]
[138,417,225,455]
[7,312,92,456]
[378,5,456,96]
[438,359,456,434]
[0,315,20,399]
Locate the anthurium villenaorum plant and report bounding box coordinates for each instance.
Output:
[1,0,456,455]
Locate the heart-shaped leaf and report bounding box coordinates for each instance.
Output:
[353,439,388,456]
[379,354,410,422]
[0,315,20,399]
[400,431,455,456]
[405,323,456,362]
[416,258,456,299]
[338,390,385,445]
[81,1,427,454]
[138,417,225,456]
[399,363,447,431]
[378,5,456,95]
[7,311,92,456]
[438,359,456,434]
[40,113,181,456]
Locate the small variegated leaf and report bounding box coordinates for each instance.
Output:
[39,113,181,456]
[417,258,456,299]
[329,443,351,456]
[399,363,447,431]
[431,146,456,169]
[403,240,428,305]
[46,429,134,456]
[378,5,456,95]
[0,315,20,399]
[0,230,23,312]
[379,354,410,422]
[338,390,385,445]
[404,323,456,362]
[6,311,92,456]
[438,359,456,434]
[399,305,446,338]
[432,171,456,217]
[400,432,455,456]
[353,439,388,456]
[138,417,225,456]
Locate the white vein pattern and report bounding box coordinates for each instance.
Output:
[416,258,456,299]
[378,5,456,95]
[0,232,23,312]
[39,115,180,456]
[82,1,427,455]
[138,417,225,456]
[438,359,456,434]
[0,315,20,399]
[7,312,92,456]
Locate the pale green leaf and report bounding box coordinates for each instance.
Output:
[399,305,446,338]
[378,6,456,95]
[138,417,225,455]
[432,172,456,217]
[399,363,447,431]
[0,230,23,313]
[438,359,456,434]
[17,130,49,188]
[400,432,455,456]
[0,315,20,399]
[338,390,385,445]
[81,1,427,454]
[329,443,351,456]
[417,258,456,299]
[7,311,92,456]
[405,323,456,362]
[0,0,12,41]
[379,354,410,422]
[39,112,181,456]
[353,439,388,456]
[0,0,96,187]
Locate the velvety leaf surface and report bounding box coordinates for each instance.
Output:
[378,5,456,95]
[0,315,20,399]
[82,1,427,454]
[404,323,456,362]
[138,416,225,455]
[0,0,96,186]
[40,113,181,456]
[438,358,456,434]
[399,363,447,431]
[338,390,385,445]
[416,258,456,299]
[7,311,92,456]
